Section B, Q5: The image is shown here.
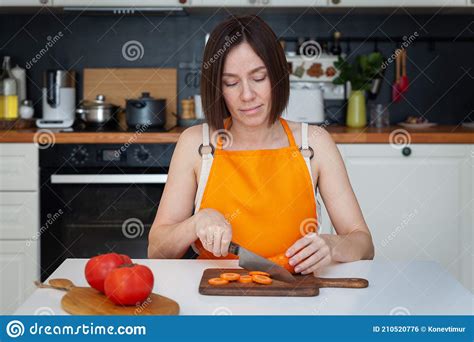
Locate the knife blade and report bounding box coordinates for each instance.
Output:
[228,242,296,283]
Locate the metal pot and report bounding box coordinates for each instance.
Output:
[76,94,121,126]
[126,92,166,128]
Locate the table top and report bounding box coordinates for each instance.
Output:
[15,259,473,315]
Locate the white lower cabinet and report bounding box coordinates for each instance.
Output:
[0,241,40,314]
[0,143,39,314]
[336,144,473,292]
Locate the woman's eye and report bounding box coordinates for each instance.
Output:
[254,76,266,82]
[224,82,238,87]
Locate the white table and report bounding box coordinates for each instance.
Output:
[15,259,473,315]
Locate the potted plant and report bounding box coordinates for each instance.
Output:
[333,52,384,128]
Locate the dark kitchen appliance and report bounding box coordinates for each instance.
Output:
[39,143,183,281]
[126,92,167,128]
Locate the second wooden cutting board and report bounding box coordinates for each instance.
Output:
[199,268,369,297]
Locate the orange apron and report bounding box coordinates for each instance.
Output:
[195,117,317,259]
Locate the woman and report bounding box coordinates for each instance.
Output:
[148,15,374,275]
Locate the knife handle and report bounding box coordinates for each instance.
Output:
[314,277,369,288]
[228,242,240,255]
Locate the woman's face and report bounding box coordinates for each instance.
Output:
[221,41,272,127]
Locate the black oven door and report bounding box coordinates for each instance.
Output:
[40,167,167,281]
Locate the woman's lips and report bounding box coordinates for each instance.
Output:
[239,104,263,115]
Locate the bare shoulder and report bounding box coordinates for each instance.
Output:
[284,119,334,148]
[173,125,203,172]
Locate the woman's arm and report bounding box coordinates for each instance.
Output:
[147,126,200,259]
[314,126,374,261]
[286,126,374,274]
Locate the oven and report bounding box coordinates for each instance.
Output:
[39,143,182,281]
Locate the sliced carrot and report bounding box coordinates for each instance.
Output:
[208,278,229,286]
[220,273,241,281]
[251,274,272,285]
[248,271,271,277]
[238,275,253,284]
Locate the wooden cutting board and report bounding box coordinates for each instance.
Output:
[37,278,179,315]
[199,268,369,297]
[83,68,177,128]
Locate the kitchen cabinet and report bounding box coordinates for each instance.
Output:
[328,0,466,6]
[54,0,190,6]
[195,0,327,6]
[0,144,40,314]
[0,0,52,5]
[0,241,39,314]
[335,144,472,291]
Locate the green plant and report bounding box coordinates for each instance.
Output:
[333,52,384,91]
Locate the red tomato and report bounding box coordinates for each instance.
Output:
[119,254,132,264]
[85,253,128,293]
[104,264,154,306]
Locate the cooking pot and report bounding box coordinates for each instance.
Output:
[76,94,121,126]
[126,92,166,128]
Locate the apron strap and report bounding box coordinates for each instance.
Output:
[301,122,322,231]
[194,123,214,213]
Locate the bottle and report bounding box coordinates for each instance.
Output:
[330,31,342,56]
[0,56,19,120]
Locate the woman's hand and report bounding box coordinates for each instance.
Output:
[194,208,232,257]
[285,234,333,275]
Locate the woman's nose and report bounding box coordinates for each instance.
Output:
[240,81,256,102]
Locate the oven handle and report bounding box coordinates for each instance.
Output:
[50,174,168,184]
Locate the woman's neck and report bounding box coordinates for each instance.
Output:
[226,117,285,150]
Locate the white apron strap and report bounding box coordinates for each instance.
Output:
[301,122,322,231]
[192,123,215,255]
[194,123,214,214]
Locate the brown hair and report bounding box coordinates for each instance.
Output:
[200,15,290,130]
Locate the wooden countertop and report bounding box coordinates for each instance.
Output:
[0,125,472,144]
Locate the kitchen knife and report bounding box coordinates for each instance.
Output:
[228,242,296,283]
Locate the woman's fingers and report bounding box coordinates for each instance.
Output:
[294,247,327,273]
[301,255,331,275]
[220,226,232,257]
[212,227,223,257]
[285,235,313,258]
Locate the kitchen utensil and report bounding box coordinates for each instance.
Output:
[399,49,409,93]
[126,92,166,128]
[76,94,121,127]
[391,50,402,102]
[199,268,369,297]
[35,278,179,315]
[369,103,390,128]
[228,242,296,283]
[83,68,177,128]
[368,41,385,100]
[37,69,75,128]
